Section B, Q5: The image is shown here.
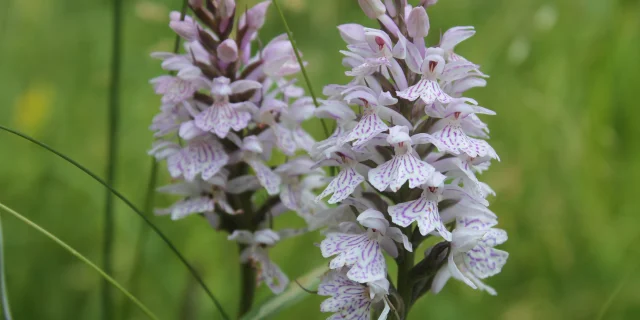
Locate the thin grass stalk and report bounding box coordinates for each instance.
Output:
[0,125,229,320]
[271,0,330,138]
[0,202,158,320]
[102,0,124,317]
[121,1,189,317]
[0,213,12,320]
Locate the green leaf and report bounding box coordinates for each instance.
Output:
[241,265,328,320]
[0,202,158,320]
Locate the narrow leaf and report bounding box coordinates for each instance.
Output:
[0,202,158,320]
[0,125,229,320]
[241,265,328,320]
[0,213,12,320]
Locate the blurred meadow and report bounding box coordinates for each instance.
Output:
[1,0,640,319]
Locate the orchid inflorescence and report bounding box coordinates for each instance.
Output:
[149,0,508,319]
[148,0,324,299]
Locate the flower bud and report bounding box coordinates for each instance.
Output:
[188,0,202,9]
[216,0,236,19]
[407,6,430,38]
[420,0,438,8]
[358,0,386,19]
[243,1,271,30]
[217,39,239,63]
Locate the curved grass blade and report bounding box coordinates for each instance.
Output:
[122,0,189,318]
[0,213,12,320]
[0,125,229,320]
[272,0,330,138]
[0,202,158,320]
[241,265,327,320]
[102,0,124,316]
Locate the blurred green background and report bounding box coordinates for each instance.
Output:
[1,0,639,319]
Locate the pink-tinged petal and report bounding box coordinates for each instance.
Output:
[279,183,300,212]
[388,196,451,240]
[230,79,261,94]
[368,157,399,192]
[346,239,386,283]
[464,247,508,279]
[337,23,366,44]
[345,57,390,77]
[392,153,435,191]
[431,121,499,160]
[178,120,205,140]
[431,267,452,294]
[319,272,372,319]
[167,139,229,181]
[480,228,508,247]
[260,258,289,294]
[321,233,369,258]
[151,76,197,104]
[272,124,297,156]
[441,26,475,52]
[246,158,281,195]
[344,110,388,147]
[316,167,365,204]
[397,79,452,104]
[168,197,215,220]
[194,102,251,138]
[293,127,316,153]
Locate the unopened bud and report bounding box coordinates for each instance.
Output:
[245,1,271,29]
[216,0,236,19]
[420,0,438,8]
[358,0,386,19]
[217,39,239,63]
[407,6,430,38]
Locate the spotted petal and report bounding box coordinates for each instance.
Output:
[396,79,452,104]
[161,197,214,220]
[464,246,508,279]
[246,158,281,195]
[194,101,252,138]
[316,167,364,204]
[429,122,499,159]
[397,153,435,190]
[344,111,389,147]
[388,196,451,240]
[166,139,229,181]
[151,76,197,104]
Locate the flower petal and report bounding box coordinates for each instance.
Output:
[316,166,365,204]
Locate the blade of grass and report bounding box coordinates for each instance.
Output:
[0,213,12,320]
[272,0,330,138]
[0,202,158,320]
[102,0,124,317]
[0,125,229,320]
[122,1,189,317]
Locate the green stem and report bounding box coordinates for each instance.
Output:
[271,0,330,138]
[0,202,158,320]
[0,125,229,320]
[102,0,123,317]
[396,227,415,319]
[238,246,256,318]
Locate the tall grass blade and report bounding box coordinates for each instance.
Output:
[122,1,189,318]
[0,125,229,320]
[0,202,158,320]
[272,0,330,138]
[0,214,12,320]
[102,0,124,316]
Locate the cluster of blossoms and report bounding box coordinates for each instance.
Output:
[148,0,326,298]
[312,0,509,318]
[148,0,508,319]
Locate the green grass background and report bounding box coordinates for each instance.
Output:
[1,0,639,319]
